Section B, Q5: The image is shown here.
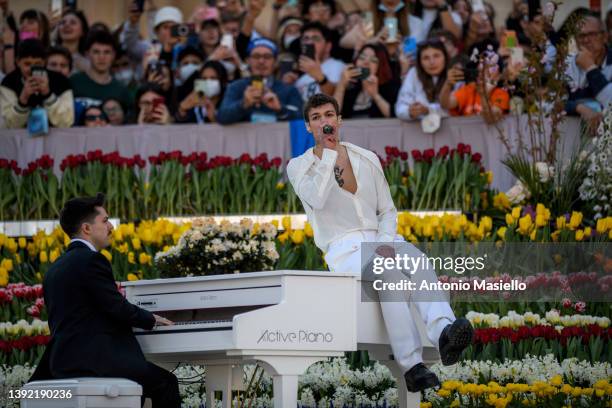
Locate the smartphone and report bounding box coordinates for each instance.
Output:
[64,0,77,10]
[251,75,264,90]
[472,0,485,13]
[31,65,47,78]
[362,11,374,39]
[152,96,165,110]
[301,43,315,59]
[221,33,233,49]
[278,58,295,77]
[384,17,398,41]
[51,0,62,21]
[403,36,417,57]
[135,0,145,13]
[194,79,207,96]
[464,66,478,83]
[357,67,370,80]
[502,30,517,48]
[510,46,524,65]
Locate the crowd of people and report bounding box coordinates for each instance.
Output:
[0,0,610,130]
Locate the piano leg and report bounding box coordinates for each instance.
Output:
[256,355,331,408]
[272,374,299,408]
[205,364,233,408]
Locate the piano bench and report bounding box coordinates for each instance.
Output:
[20,377,142,408]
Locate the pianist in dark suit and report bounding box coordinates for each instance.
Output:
[30,193,181,408]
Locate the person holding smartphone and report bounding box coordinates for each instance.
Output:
[217,38,303,124]
[292,22,345,102]
[176,60,228,124]
[333,43,400,118]
[0,39,74,128]
[135,83,172,125]
[439,45,509,124]
[396,39,448,121]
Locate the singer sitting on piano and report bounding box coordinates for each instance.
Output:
[30,193,181,408]
[287,94,474,392]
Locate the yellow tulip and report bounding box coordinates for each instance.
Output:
[18,237,26,249]
[518,215,533,235]
[568,211,583,229]
[480,216,492,232]
[511,206,521,219]
[291,230,305,245]
[575,230,584,241]
[505,213,515,225]
[556,216,566,229]
[0,234,5,248]
[127,273,139,281]
[128,252,135,264]
[496,227,507,240]
[596,218,606,234]
[271,219,279,228]
[132,238,142,250]
[1,259,13,272]
[437,389,451,398]
[100,249,112,262]
[304,222,314,238]
[281,216,292,231]
[277,231,289,244]
[39,251,48,263]
[275,182,285,190]
[529,229,537,241]
[0,267,8,287]
[6,239,17,253]
[49,249,60,263]
[139,252,151,265]
[535,214,547,227]
[584,227,592,238]
[550,375,562,386]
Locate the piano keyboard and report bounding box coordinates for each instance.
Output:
[135,319,233,335]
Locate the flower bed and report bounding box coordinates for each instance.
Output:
[0,144,495,221]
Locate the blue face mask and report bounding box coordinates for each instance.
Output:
[378,1,405,13]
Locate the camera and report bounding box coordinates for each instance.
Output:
[171,23,195,38]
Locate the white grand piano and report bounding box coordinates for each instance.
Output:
[123,270,438,408]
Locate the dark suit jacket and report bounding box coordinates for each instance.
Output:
[30,241,155,381]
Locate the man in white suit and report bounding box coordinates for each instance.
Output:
[286,93,473,392]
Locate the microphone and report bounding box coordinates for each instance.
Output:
[322,124,334,135]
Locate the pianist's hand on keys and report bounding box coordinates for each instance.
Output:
[153,314,174,327]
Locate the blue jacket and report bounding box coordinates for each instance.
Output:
[217,77,303,124]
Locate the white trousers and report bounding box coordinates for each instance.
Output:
[324,230,455,372]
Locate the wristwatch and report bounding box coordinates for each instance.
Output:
[437,4,450,12]
[317,75,328,86]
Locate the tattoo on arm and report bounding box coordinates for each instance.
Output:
[334,166,344,187]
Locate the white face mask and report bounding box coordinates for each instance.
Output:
[220,60,237,76]
[283,34,300,49]
[114,69,134,86]
[179,63,202,82]
[201,79,221,98]
[378,1,405,13]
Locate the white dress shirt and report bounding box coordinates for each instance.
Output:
[71,238,97,252]
[287,142,397,252]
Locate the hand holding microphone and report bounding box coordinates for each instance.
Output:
[319,123,338,150]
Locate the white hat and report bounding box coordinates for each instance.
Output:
[154,6,183,28]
